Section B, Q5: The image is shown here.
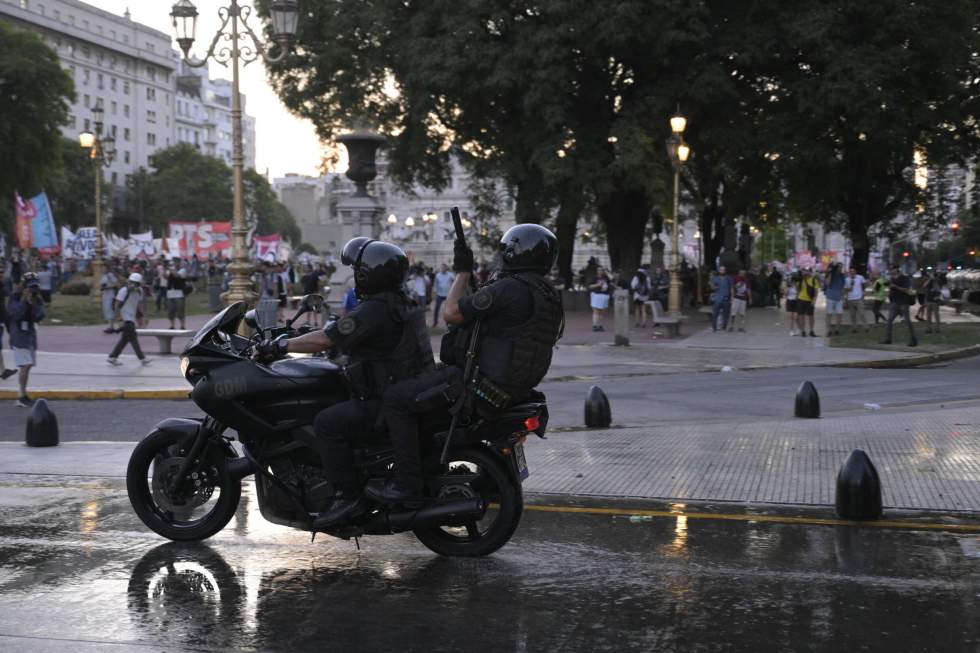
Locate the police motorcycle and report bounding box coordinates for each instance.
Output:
[125,295,548,557]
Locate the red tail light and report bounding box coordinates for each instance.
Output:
[524,415,540,432]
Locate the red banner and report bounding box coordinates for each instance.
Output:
[167,221,231,257]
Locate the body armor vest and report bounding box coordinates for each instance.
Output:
[444,273,562,401]
[346,291,435,399]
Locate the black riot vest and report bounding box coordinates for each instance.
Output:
[345,291,435,399]
[465,273,563,401]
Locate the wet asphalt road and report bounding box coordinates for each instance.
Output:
[1,360,978,441]
[0,476,978,652]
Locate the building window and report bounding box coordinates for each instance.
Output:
[68,14,74,25]
[123,81,130,95]
[146,66,156,81]
[19,1,27,10]
[110,100,117,114]
[83,94,90,107]
[84,118,90,131]
[68,64,75,78]
[82,69,89,84]
[37,4,44,15]
[82,46,89,58]
[147,133,156,146]
[165,115,169,127]
[146,87,156,101]
[123,104,130,117]
[110,56,116,69]
[124,151,130,164]
[110,30,115,40]
[124,127,130,141]
[55,9,60,20]
[110,77,116,91]
[97,26,102,36]
[111,172,117,184]
[147,110,156,123]
[110,125,117,138]
[123,35,128,44]
[97,73,103,90]
[67,115,75,128]
[66,42,73,56]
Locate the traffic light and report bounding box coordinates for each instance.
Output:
[951,221,960,236]
[902,251,910,258]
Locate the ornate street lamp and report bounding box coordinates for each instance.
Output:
[170,0,300,305]
[79,99,115,291]
[665,109,691,316]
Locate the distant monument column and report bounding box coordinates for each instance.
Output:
[337,130,386,244]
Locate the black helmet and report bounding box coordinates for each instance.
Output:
[499,224,558,274]
[341,236,373,266]
[344,239,408,295]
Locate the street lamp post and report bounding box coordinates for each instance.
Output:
[78,99,116,291]
[170,0,299,305]
[665,110,691,316]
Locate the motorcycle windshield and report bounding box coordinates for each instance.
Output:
[184,302,247,353]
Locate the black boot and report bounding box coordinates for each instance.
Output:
[365,479,426,507]
[313,492,368,530]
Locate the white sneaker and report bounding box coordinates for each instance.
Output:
[140,358,152,366]
[107,357,122,366]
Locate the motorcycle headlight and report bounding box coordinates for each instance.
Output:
[179,356,190,379]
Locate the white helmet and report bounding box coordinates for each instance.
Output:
[128,272,144,284]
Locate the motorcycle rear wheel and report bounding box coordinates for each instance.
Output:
[413,447,522,557]
[127,428,241,541]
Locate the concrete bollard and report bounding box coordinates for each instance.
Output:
[25,398,59,447]
[835,449,882,520]
[613,288,630,346]
[794,381,820,418]
[584,385,612,428]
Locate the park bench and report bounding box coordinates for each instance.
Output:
[135,328,196,354]
[645,300,683,337]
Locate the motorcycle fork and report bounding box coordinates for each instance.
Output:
[169,418,217,495]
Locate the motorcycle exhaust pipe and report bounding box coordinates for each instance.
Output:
[363,498,486,535]
[224,456,258,481]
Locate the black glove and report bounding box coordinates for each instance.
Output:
[453,240,474,273]
[254,338,287,363]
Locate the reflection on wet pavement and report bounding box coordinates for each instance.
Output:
[0,477,978,651]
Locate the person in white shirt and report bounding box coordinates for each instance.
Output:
[431,263,455,327]
[107,273,150,366]
[844,267,869,333]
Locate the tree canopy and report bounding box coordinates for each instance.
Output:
[0,20,74,233]
[135,144,300,243]
[266,0,980,273]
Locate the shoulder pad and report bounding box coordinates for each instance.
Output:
[472,288,494,311]
[337,316,357,335]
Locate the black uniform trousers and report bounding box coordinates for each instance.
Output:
[313,398,382,491]
[381,366,462,492]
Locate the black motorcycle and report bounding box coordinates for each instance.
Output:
[126,296,547,557]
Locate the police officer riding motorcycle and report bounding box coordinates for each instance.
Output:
[125,232,555,556]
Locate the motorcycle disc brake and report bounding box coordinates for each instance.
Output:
[151,456,216,517]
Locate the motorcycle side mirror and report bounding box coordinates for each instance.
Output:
[285,294,324,330]
[244,309,260,332]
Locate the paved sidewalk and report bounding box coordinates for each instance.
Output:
[3,402,978,512]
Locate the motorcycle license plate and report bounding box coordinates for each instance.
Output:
[515,442,529,481]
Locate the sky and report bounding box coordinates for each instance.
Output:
[85,0,325,179]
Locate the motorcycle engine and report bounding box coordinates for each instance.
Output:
[269,457,334,512]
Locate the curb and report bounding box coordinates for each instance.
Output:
[0,389,190,400]
[823,344,980,369]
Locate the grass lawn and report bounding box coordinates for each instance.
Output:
[44,281,215,326]
[828,321,980,353]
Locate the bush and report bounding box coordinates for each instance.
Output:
[59,279,92,296]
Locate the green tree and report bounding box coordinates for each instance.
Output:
[141,144,233,231]
[0,20,75,233]
[766,0,980,270]
[46,137,103,229]
[243,169,301,244]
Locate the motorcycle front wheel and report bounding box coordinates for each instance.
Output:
[127,428,241,541]
[414,446,523,557]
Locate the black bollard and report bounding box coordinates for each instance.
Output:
[835,449,883,520]
[25,398,59,447]
[584,385,611,428]
[794,381,820,418]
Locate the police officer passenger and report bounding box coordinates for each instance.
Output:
[366,224,564,505]
[257,237,433,528]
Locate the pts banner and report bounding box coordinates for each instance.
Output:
[168,221,231,258]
